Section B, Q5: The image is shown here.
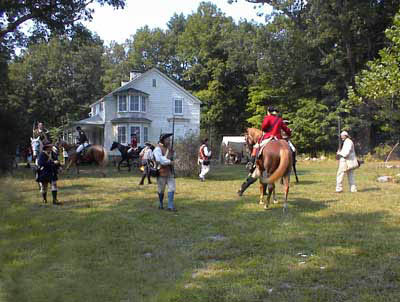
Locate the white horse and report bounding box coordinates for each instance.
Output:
[31,137,43,165]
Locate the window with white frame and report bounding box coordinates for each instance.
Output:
[118,95,127,112]
[130,95,140,112]
[143,127,148,143]
[117,126,127,144]
[140,96,146,112]
[130,126,141,144]
[174,98,183,114]
[152,79,156,87]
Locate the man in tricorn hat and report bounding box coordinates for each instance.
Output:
[198,138,212,181]
[153,133,177,211]
[36,144,62,205]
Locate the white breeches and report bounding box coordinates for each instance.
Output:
[76,143,89,153]
[157,176,176,193]
[199,162,210,178]
[336,161,357,192]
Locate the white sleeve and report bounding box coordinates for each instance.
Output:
[339,139,352,158]
[204,146,212,157]
[153,147,171,165]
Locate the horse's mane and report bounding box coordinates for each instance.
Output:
[246,128,263,143]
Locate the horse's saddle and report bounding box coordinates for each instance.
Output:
[257,137,277,158]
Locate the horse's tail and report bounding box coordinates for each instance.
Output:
[266,145,291,184]
[100,147,108,167]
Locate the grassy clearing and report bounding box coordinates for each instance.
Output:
[1,161,400,302]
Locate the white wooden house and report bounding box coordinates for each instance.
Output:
[65,68,201,155]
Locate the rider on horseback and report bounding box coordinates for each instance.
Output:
[247,107,291,173]
[238,106,291,196]
[76,126,89,162]
[33,122,51,145]
[128,133,138,154]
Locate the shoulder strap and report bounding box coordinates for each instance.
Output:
[266,117,281,132]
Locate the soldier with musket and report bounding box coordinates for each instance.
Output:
[153,133,177,211]
[36,144,62,205]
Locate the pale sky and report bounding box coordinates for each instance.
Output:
[83,0,270,44]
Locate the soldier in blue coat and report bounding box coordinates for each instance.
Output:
[36,144,62,205]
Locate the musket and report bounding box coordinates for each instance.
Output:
[338,116,342,152]
[171,115,176,177]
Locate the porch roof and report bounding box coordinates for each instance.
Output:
[74,115,105,126]
[111,117,152,124]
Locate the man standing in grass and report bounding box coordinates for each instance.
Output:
[36,144,62,205]
[198,138,212,181]
[153,133,177,211]
[336,131,358,193]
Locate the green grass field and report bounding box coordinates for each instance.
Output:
[1,161,400,302]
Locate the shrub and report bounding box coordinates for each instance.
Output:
[174,134,201,177]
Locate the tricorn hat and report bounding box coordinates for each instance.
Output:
[144,142,152,147]
[159,133,173,142]
[340,130,349,137]
[267,106,279,114]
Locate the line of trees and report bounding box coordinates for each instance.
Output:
[1,0,400,170]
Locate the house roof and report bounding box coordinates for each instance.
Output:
[111,117,152,124]
[74,115,105,126]
[90,67,202,106]
[112,86,148,95]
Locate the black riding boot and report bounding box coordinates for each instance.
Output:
[52,190,61,205]
[42,192,47,203]
[237,176,258,196]
[158,192,164,209]
[246,155,257,172]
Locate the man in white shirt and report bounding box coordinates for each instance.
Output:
[153,133,176,211]
[198,138,212,181]
[336,131,358,193]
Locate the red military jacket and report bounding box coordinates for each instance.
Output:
[261,115,291,140]
[131,138,137,148]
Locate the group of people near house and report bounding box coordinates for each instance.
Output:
[31,106,359,210]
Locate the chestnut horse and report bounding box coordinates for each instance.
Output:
[245,128,292,212]
[58,140,108,177]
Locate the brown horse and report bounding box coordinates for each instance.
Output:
[244,128,292,212]
[58,140,108,177]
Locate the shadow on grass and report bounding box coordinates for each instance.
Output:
[2,168,400,302]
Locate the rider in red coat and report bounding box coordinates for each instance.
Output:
[238,107,291,196]
[247,107,291,172]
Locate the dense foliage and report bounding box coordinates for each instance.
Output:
[2,0,400,170]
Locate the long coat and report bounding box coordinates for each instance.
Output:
[36,151,58,183]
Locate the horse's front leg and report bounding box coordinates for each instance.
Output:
[118,158,124,171]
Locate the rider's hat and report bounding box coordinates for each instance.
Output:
[159,133,173,142]
[267,106,279,114]
[144,142,152,147]
[76,126,81,130]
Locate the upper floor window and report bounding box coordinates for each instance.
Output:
[130,95,140,112]
[152,79,156,87]
[174,98,183,114]
[99,101,103,112]
[140,96,146,112]
[118,95,127,112]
